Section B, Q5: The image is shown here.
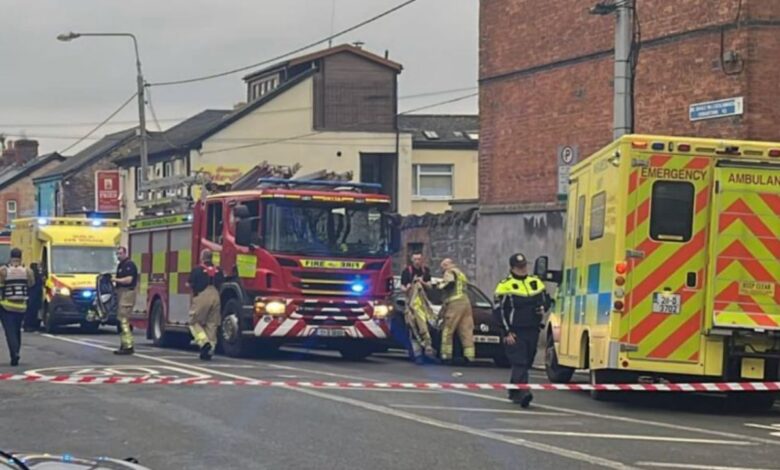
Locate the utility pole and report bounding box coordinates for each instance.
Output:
[612,1,635,139]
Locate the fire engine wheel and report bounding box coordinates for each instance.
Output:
[150,299,186,348]
[338,346,374,361]
[545,332,574,383]
[220,298,252,358]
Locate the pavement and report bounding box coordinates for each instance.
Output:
[1,327,779,470]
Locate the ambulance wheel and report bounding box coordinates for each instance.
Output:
[42,304,58,334]
[220,298,252,358]
[545,333,574,383]
[150,299,185,348]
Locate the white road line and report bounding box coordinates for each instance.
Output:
[392,404,570,416]
[487,430,753,446]
[449,390,780,447]
[635,462,778,470]
[743,423,780,431]
[42,334,635,470]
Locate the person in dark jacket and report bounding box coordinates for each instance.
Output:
[493,253,550,408]
[23,263,43,332]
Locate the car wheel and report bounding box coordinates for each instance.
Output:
[80,321,101,334]
[220,298,252,358]
[545,332,575,383]
[150,299,187,348]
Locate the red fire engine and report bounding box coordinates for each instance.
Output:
[128,179,400,359]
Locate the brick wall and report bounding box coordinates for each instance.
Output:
[0,161,63,225]
[396,209,478,281]
[479,0,780,206]
[62,158,118,215]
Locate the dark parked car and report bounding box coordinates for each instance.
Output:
[389,276,509,367]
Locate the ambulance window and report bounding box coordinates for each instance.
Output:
[206,202,224,244]
[650,181,694,242]
[589,192,606,240]
[575,195,586,249]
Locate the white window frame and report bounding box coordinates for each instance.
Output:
[135,167,145,201]
[6,200,17,223]
[412,164,454,200]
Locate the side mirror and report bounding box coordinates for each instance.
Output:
[235,219,253,248]
[534,256,549,279]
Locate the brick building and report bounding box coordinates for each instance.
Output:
[475,0,780,291]
[0,140,64,225]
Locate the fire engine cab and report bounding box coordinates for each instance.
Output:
[128,179,400,359]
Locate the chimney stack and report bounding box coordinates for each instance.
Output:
[1,139,39,166]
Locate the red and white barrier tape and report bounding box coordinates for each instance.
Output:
[2,374,780,392]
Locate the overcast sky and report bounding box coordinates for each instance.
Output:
[0,0,477,155]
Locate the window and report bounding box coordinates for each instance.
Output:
[136,168,145,200]
[466,132,479,141]
[164,162,174,197]
[206,202,224,244]
[422,130,439,140]
[589,192,606,240]
[412,164,453,198]
[575,195,586,249]
[650,181,695,242]
[6,200,17,223]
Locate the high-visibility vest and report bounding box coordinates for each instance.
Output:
[443,268,468,303]
[494,274,546,329]
[1,265,29,313]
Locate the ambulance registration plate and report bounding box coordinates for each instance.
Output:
[652,293,681,314]
[739,281,775,297]
[315,328,346,337]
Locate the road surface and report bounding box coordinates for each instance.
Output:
[1,328,778,470]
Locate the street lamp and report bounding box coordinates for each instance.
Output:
[57,31,149,188]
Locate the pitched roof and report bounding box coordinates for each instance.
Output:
[35,128,136,181]
[114,69,317,166]
[243,44,402,82]
[398,114,479,149]
[0,152,66,189]
[114,109,232,165]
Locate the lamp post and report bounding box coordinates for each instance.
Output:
[57,32,149,188]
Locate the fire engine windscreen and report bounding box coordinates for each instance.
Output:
[52,247,117,274]
[264,201,392,258]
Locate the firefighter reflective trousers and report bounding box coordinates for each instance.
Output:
[0,309,23,361]
[439,297,474,361]
[116,288,136,349]
[505,328,540,399]
[189,286,220,348]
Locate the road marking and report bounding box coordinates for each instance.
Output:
[42,334,636,469]
[487,429,753,446]
[743,423,780,438]
[392,404,570,416]
[635,462,777,470]
[449,390,780,447]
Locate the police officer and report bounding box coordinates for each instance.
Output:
[188,249,224,361]
[0,248,34,366]
[494,253,550,408]
[437,258,475,364]
[114,246,138,355]
[23,263,43,332]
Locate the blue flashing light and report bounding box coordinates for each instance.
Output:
[351,283,365,294]
[62,454,73,463]
[81,290,94,298]
[91,219,102,227]
[651,142,666,151]
[37,218,48,225]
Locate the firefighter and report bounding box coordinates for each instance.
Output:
[437,258,475,364]
[493,253,550,408]
[0,248,34,366]
[113,246,138,355]
[188,249,224,361]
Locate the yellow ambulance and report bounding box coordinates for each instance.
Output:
[11,218,121,333]
[538,134,780,408]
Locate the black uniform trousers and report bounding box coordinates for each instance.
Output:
[505,327,540,397]
[0,309,24,360]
